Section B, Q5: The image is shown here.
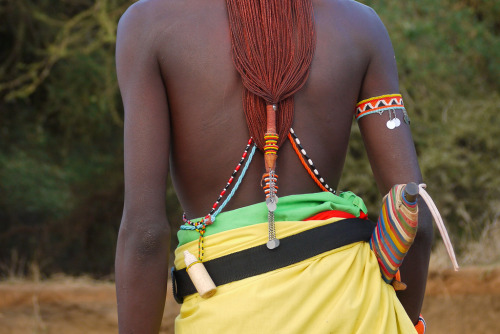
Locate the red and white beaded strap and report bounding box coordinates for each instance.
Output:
[182,137,254,225]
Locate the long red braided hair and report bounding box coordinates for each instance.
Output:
[226,0,316,150]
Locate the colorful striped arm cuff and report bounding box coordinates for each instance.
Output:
[369,184,418,283]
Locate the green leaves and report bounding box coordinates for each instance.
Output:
[0,151,72,220]
[0,0,131,277]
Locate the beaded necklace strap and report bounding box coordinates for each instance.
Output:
[182,138,254,226]
[180,139,257,260]
[288,128,335,194]
[212,145,256,221]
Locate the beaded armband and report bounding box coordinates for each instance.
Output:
[355,94,410,129]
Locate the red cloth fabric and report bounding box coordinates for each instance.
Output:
[304,210,368,221]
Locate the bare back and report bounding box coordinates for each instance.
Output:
[118,0,404,219]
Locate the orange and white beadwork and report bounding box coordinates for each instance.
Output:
[355,94,409,127]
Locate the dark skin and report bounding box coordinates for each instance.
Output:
[115,0,433,332]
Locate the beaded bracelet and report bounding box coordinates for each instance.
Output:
[415,314,426,334]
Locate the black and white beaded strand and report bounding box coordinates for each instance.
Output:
[289,128,336,194]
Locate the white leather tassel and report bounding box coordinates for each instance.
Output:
[184,250,217,298]
[419,184,459,271]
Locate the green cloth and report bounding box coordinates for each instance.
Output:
[177,191,368,247]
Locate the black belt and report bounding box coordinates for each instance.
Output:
[171,218,375,304]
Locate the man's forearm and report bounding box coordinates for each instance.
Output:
[396,199,433,324]
[116,220,171,334]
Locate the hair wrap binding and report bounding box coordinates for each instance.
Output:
[226,0,316,150]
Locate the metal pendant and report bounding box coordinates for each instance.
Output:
[266,198,277,212]
[267,210,279,249]
[386,119,396,129]
[266,170,279,249]
[387,109,401,130]
[266,195,278,212]
[267,238,280,250]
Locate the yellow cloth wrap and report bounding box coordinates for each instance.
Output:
[174,218,416,334]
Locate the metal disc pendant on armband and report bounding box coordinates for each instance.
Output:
[386,119,396,129]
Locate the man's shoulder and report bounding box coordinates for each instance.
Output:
[318,0,374,14]
[120,0,176,18]
[117,0,180,36]
[320,0,383,28]
[318,0,389,49]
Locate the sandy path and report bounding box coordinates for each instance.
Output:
[0,267,498,334]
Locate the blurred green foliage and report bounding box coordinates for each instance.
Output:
[0,0,147,277]
[0,0,499,277]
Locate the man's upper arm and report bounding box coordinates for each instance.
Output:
[356,8,422,195]
[116,4,170,219]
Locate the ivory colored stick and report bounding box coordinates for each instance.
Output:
[184,251,217,299]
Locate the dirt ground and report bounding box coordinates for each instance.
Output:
[0,267,499,334]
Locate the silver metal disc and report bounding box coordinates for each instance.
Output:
[386,119,395,129]
[266,198,277,212]
[267,238,280,249]
[394,118,401,127]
